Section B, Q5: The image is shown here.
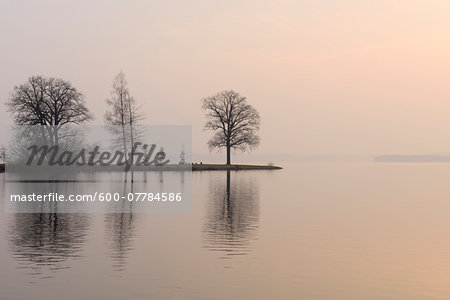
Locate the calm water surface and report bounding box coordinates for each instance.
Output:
[2,162,450,299]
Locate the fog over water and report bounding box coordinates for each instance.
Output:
[2,162,450,299]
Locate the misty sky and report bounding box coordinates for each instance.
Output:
[1,0,450,157]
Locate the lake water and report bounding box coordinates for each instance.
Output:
[2,162,450,299]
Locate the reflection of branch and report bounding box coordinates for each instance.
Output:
[105,212,136,271]
[203,171,260,257]
[9,213,89,278]
[104,172,136,271]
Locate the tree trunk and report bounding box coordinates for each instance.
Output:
[120,87,128,169]
[226,145,231,165]
[121,123,127,163]
[129,111,134,182]
[128,101,134,167]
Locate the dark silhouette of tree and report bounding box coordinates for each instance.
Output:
[6,75,92,145]
[201,90,260,165]
[104,71,142,165]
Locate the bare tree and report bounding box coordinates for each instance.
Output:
[202,90,260,165]
[104,71,142,165]
[6,75,92,145]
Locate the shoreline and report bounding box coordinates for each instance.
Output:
[0,163,282,173]
[191,164,282,171]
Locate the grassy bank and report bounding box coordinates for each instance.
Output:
[191,163,282,171]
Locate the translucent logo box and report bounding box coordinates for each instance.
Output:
[4,125,192,213]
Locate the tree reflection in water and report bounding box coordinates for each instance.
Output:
[9,212,90,280]
[203,170,259,258]
[104,172,136,273]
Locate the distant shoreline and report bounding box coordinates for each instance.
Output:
[374,155,450,162]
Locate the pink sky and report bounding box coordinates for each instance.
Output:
[1,0,450,156]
